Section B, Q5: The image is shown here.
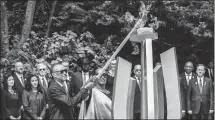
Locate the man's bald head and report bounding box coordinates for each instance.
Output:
[52,64,64,72]
[15,62,23,68]
[15,62,24,74]
[62,61,69,70]
[184,61,194,74]
[52,63,67,82]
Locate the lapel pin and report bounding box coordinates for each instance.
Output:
[195,82,197,84]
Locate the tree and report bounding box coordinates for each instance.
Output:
[46,0,58,37]
[1,1,9,58]
[19,0,36,49]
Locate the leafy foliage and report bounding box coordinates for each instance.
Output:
[1,0,214,76]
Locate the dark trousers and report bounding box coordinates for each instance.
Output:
[182,113,191,120]
[133,112,140,120]
[192,103,208,120]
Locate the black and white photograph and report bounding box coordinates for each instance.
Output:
[0,0,214,119]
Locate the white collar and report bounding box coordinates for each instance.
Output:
[15,72,23,78]
[38,76,46,80]
[197,76,204,81]
[55,80,64,87]
[135,76,140,80]
[185,72,192,76]
[82,71,89,75]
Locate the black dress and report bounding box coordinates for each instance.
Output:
[4,90,22,118]
[0,86,8,119]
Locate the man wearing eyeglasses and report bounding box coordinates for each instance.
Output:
[37,63,50,119]
[37,63,50,91]
[187,64,214,120]
[48,63,95,119]
[131,64,142,120]
[13,62,26,96]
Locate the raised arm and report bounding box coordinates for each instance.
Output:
[49,86,88,107]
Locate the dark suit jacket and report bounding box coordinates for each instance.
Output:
[71,72,84,93]
[48,80,88,119]
[205,68,214,82]
[0,86,8,119]
[131,77,141,114]
[38,76,52,104]
[187,77,214,114]
[179,72,197,111]
[13,73,26,97]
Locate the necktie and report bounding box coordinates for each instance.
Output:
[210,69,213,76]
[187,75,190,85]
[42,78,47,88]
[199,79,203,93]
[137,77,141,90]
[63,82,68,95]
[20,76,24,86]
[83,73,86,84]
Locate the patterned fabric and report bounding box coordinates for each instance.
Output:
[79,88,112,119]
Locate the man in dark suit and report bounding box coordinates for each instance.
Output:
[187,64,214,120]
[72,58,95,118]
[37,63,51,119]
[37,63,51,95]
[13,62,26,96]
[62,61,73,81]
[72,58,93,92]
[131,64,142,120]
[205,61,214,83]
[47,63,95,119]
[179,61,197,119]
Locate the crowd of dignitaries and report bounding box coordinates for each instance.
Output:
[0,57,117,120]
[0,58,98,120]
[180,61,214,120]
[0,57,214,120]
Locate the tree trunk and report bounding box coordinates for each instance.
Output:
[0,1,9,58]
[46,0,58,37]
[19,0,36,49]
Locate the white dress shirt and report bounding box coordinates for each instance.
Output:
[135,76,141,91]
[15,73,24,87]
[39,76,48,87]
[82,71,90,84]
[197,76,204,87]
[185,72,192,85]
[55,80,68,94]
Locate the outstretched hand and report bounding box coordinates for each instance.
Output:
[84,81,96,90]
[82,76,98,88]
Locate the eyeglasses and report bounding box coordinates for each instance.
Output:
[39,68,46,71]
[55,69,68,74]
[135,69,141,72]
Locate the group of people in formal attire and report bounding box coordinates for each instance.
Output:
[180,61,214,120]
[0,56,214,120]
[0,58,116,120]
